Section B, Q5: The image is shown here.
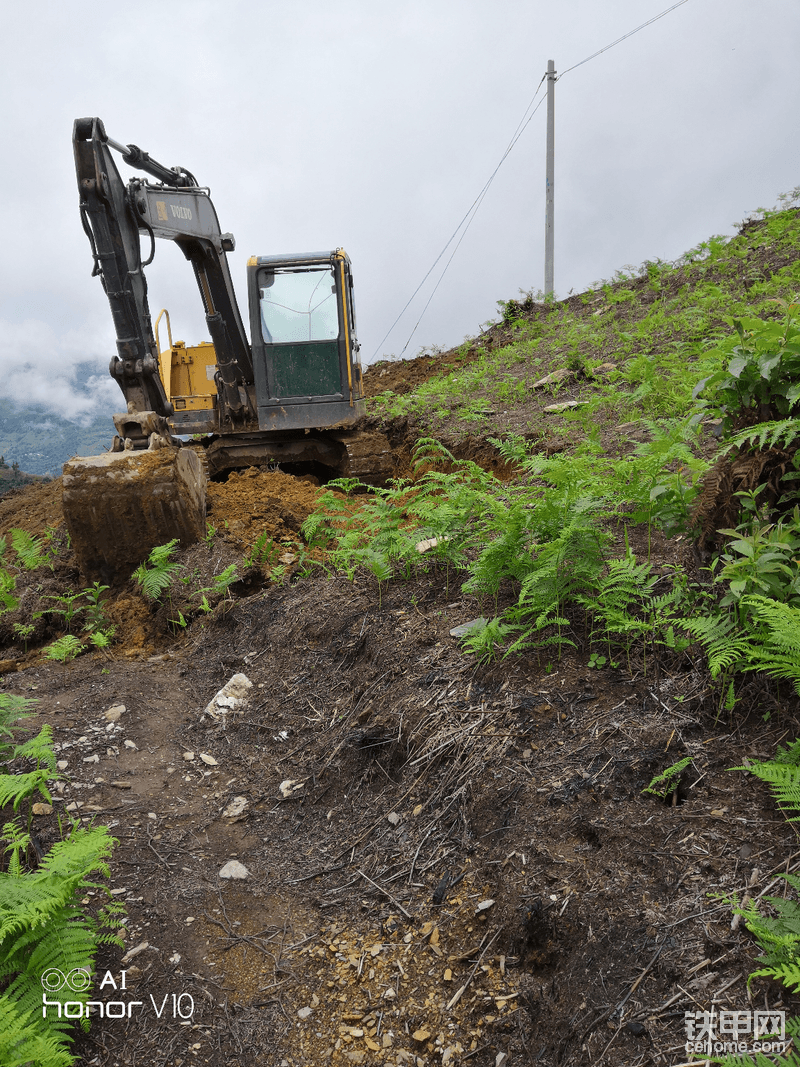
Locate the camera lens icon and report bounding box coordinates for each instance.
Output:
[40,968,91,992]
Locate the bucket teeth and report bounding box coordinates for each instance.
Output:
[62,447,206,584]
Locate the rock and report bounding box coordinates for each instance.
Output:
[476,899,495,913]
[223,796,249,818]
[104,704,126,721]
[65,801,84,810]
[124,740,138,750]
[444,967,453,981]
[543,400,587,412]
[183,752,195,761]
[592,362,617,374]
[83,754,100,763]
[297,1006,313,1019]
[201,673,253,723]
[110,781,131,789]
[121,941,150,964]
[626,1021,646,1036]
[32,803,52,815]
[148,812,158,820]
[199,753,219,766]
[56,760,68,770]
[449,617,487,639]
[415,535,450,554]
[169,952,181,964]
[279,779,304,799]
[533,367,574,388]
[387,811,401,826]
[413,804,423,817]
[219,859,250,880]
[412,1029,431,1043]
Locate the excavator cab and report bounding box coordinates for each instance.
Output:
[247,250,364,430]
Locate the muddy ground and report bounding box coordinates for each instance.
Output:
[2,352,799,1067]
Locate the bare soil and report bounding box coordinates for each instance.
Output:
[2,357,798,1067]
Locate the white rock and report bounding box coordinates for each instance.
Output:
[56,760,68,770]
[279,779,304,799]
[219,860,250,880]
[169,952,181,964]
[104,705,126,721]
[124,740,138,750]
[387,812,401,826]
[476,899,495,913]
[199,753,218,766]
[83,754,100,763]
[223,796,249,818]
[183,752,195,761]
[201,673,253,723]
[297,1006,313,1019]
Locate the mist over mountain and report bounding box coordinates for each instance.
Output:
[0,363,118,476]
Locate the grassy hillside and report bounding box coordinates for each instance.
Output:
[368,202,800,439]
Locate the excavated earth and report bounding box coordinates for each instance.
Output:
[1,352,799,1067]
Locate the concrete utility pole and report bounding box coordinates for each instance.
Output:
[544,59,556,297]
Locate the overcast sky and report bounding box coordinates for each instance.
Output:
[1,0,798,419]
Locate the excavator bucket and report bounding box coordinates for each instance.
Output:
[62,447,206,584]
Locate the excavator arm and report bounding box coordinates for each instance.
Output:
[73,116,253,440]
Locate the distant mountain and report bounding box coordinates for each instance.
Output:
[0,398,117,477]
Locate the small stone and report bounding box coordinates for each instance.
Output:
[449,617,487,639]
[413,804,423,817]
[32,803,52,815]
[476,899,495,913]
[387,812,401,826]
[444,968,452,981]
[223,796,249,818]
[297,1006,313,1020]
[56,760,68,770]
[201,673,253,722]
[185,916,195,924]
[183,752,195,761]
[65,801,84,810]
[544,400,587,412]
[199,753,218,766]
[121,941,149,964]
[169,952,181,964]
[124,740,138,750]
[626,1021,646,1036]
[110,781,132,789]
[365,1037,380,1051]
[533,367,574,388]
[83,754,100,763]
[219,859,250,880]
[279,779,304,798]
[148,812,157,820]
[412,1029,431,1043]
[104,705,126,721]
[383,987,396,999]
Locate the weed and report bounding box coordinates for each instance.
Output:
[132,539,181,600]
[642,756,692,799]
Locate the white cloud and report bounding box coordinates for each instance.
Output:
[0,318,119,421]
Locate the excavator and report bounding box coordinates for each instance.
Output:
[64,117,391,581]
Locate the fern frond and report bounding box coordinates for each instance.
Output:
[0,768,52,810]
[723,418,800,454]
[12,724,57,774]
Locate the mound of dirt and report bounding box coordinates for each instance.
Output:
[206,468,323,551]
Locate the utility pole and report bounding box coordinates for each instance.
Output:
[544,59,556,297]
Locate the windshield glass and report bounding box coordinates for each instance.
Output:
[259,268,339,343]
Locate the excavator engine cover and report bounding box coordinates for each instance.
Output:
[62,447,206,584]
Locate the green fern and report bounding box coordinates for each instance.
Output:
[132,538,181,599]
[643,756,692,798]
[9,528,52,571]
[722,417,800,455]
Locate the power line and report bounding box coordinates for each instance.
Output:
[371,76,546,361]
[396,91,548,359]
[374,0,693,360]
[559,0,691,78]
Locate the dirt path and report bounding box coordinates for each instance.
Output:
[10,562,797,1067]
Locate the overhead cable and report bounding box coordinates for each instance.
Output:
[371,76,546,361]
[559,0,691,78]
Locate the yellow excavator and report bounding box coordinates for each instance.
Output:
[64,117,390,581]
